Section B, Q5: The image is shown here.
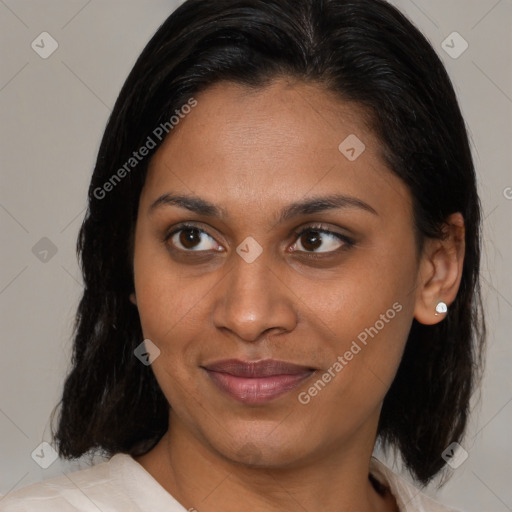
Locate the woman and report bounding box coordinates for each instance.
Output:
[2,0,485,510]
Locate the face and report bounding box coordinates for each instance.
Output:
[132,78,421,467]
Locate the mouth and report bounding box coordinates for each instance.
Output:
[201,359,316,405]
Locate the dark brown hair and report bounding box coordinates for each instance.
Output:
[52,0,485,485]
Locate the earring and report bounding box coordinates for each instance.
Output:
[435,301,448,315]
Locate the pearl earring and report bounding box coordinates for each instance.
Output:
[435,301,448,315]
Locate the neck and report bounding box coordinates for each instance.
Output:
[135,410,396,512]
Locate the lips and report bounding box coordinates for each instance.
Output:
[202,359,315,405]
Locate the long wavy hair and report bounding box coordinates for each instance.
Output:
[52,0,486,486]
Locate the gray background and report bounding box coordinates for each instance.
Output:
[0,1,511,510]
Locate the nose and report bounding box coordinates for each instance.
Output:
[211,249,298,343]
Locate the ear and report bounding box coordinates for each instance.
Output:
[414,212,465,325]
[129,292,137,306]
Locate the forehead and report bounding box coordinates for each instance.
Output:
[142,78,412,223]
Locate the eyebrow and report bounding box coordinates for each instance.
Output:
[148,192,378,222]
[149,193,225,217]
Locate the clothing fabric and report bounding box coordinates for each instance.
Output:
[1,454,461,511]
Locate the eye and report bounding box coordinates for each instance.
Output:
[290,225,353,254]
[165,224,223,252]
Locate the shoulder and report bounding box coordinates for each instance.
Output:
[1,453,187,512]
[370,457,463,512]
[0,454,136,512]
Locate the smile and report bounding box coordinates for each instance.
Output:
[202,359,316,405]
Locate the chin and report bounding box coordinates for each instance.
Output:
[216,433,312,469]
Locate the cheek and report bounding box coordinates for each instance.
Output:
[310,235,417,390]
[132,231,185,342]
[132,242,209,409]
[135,270,210,345]
[300,294,413,437]
[314,236,416,331]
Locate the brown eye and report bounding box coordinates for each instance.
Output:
[291,227,351,254]
[179,228,202,249]
[167,225,221,252]
[300,230,323,251]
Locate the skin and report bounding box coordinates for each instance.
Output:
[130,77,465,512]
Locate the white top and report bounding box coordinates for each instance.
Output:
[0,454,461,511]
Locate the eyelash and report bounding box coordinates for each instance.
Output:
[292,224,355,257]
[163,222,355,257]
